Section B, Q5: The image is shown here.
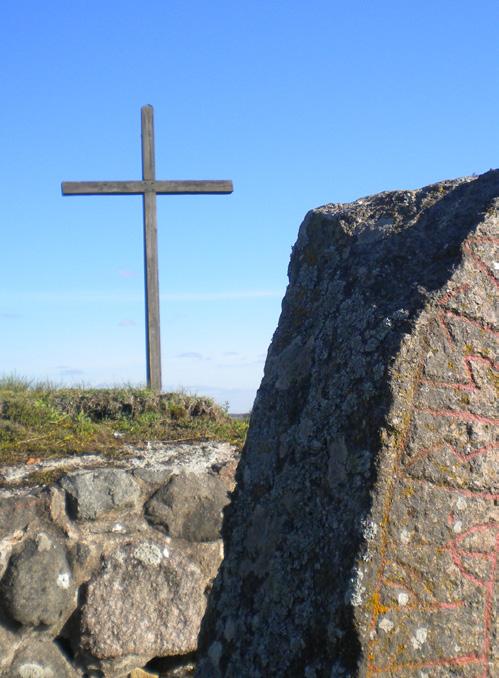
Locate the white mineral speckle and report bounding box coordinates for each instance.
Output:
[456,496,467,510]
[494,261,499,270]
[57,572,71,589]
[349,569,365,607]
[133,542,163,566]
[453,521,463,534]
[400,528,411,544]
[37,532,52,552]
[18,664,46,677]
[379,617,394,633]
[362,519,378,541]
[398,592,409,606]
[112,523,126,533]
[411,627,428,649]
[162,546,170,558]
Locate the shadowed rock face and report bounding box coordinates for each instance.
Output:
[197,171,499,677]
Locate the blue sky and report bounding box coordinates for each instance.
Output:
[1,1,498,412]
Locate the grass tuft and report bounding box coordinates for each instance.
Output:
[0,376,248,465]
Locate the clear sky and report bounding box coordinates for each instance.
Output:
[1,1,498,412]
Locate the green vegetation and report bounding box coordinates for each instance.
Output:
[0,376,248,465]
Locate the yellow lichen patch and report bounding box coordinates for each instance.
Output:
[370,591,390,617]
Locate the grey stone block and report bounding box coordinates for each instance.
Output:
[79,541,207,668]
[60,469,141,520]
[0,533,75,628]
[145,472,230,542]
[8,639,78,677]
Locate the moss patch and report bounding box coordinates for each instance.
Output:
[0,377,248,464]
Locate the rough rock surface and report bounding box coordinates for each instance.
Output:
[0,441,239,677]
[145,472,230,542]
[197,171,499,677]
[8,640,78,677]
[80,541,208,673]
[60,469,141,521]
[1,532,75,628]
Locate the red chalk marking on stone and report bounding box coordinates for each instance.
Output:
[418,407,499,426]
[421,354,498,393]
[463,238,499,289]
[367,242,498,677]
[368,652,483,674]
[406,476,499,501]
[447,522,498,677]
[405,442,497,468]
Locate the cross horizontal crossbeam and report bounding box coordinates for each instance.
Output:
[61,105,233,392]
[61,179,233,196]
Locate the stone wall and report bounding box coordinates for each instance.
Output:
[0,441,239,677]
[197,171,498,676]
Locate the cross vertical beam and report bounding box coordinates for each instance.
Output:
[61,105,233,392]
[141,105,162,391]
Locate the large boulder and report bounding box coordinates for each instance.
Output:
[197,171,499,676]
[7,640,78,678]
[0,532,75,629]
[79,540,210,674]
[145,472,230,542]
[60,469,141,520]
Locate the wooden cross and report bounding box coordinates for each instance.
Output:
[61,105,233,392]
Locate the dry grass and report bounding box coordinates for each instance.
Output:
[0,376,249,465]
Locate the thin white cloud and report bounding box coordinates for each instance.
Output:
[118,269,137,278]
[177,352,208,360]
[118,319,137,327]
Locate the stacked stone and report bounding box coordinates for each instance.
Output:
[0,442,238,677]
[197,171,499,677]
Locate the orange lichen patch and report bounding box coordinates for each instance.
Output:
[370,591,390,617]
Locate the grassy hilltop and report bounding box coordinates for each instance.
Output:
[0,376,248,465]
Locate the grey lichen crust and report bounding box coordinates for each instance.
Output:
[197,171,499,677]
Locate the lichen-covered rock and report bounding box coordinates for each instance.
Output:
[197,171,499,676]
[145,473,230,542]
[60,469,141,520]
[8,640,78,677]
[79,540,209,672]
[0,532,75,628]
[0,442,238,676]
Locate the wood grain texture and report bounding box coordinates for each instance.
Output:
[61,180,233,195]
